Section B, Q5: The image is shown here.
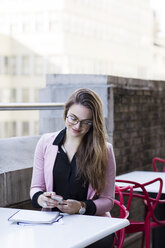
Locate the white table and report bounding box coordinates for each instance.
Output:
[0,207,129,248]
[116,171,165,193]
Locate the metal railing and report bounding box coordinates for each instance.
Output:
[0,102,65,111]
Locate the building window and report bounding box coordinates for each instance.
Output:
[4,122,9,137]
[10,88,17,102]
[4,121,17,138]
[4,56,9,74]
[9,56,17,75]
[0,56,3,74]
[22,88,29,102]
[35,13,44,32]
[2,89,10,102]
[34,88,39,102]
[34,56,43,75]
[11,121,16,137]
[34,121,39,135]
[22,121,29,136]
[49,15,61,32]
[22,55,30,75]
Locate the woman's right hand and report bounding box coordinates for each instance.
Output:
[37,192,63,208]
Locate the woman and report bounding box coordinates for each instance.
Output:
[30,88,116,247]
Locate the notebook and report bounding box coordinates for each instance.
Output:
[8,209,60,224]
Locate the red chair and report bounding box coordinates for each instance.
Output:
[113,185,130,248]
[152,157,165,247]
[115,177,164,248]
[152,157,165,172]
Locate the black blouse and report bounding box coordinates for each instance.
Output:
[32,129,96,215]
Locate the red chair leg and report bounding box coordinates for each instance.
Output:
[145,221,150,248]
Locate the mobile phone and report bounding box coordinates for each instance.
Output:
[51,195,63,204]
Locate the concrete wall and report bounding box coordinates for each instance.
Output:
[0,136,40,207]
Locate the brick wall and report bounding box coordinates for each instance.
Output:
[107,76,165,175]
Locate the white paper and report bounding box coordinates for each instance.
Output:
[8,209,60,224]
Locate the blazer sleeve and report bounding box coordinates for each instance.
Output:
[30,134,47,199]
[92,143,116,216]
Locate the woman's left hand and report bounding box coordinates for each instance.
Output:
[57,199,81,214]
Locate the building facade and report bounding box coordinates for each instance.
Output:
[0,0,164,137]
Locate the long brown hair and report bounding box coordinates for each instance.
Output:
[64,88,107,193]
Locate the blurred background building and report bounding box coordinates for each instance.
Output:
[0,0,165,138]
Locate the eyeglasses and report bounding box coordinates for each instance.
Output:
[66,115,93,127]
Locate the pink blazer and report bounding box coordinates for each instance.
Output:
[30,131,116,216]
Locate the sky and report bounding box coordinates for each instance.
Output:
[150,0,165,35]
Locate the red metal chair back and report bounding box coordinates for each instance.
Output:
[113,185,130,248]
[115,177,164,248]
[152,157,165,172]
